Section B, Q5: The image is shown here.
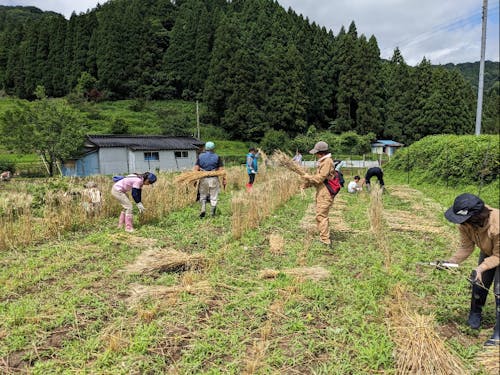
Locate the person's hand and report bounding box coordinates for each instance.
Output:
[473,268,483,284]
[222,177,227,190]
[137,202,145,213]
[250,169,256,174]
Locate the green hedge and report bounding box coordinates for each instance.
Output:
[385,134,499,185]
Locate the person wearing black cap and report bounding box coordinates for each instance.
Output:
[444,193,499,346]
[301,141,336,248]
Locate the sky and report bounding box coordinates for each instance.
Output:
[1,0,499,66]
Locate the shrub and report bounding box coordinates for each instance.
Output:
[386,134,499,185]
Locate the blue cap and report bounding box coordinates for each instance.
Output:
[205,141,215,150]
[147,173,157,184]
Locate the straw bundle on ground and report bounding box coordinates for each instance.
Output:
[387,285,468,375]
[259,266,330,281]
[269,234,285,255]
[124,249,207,274]
[127,282,212,305]
[174,170,226,185]
[477,347,500,375]
[271,150,308,176]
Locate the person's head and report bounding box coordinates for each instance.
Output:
[249,147,256,154]
[205,141,215,151]
[354,176,360,182]
[309,141,329,158]
[445,193,489,226]
[142,172,157,185]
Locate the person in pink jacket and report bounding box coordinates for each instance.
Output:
[111,172,157,232]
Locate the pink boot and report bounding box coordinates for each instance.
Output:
[246,183,253,192]
[125,214,134,232]
[117,212,125,228]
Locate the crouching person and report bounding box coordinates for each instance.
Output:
[195,141,225,218]
[111,172,157,232]
[444,193,499,346]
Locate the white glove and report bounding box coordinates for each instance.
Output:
[137,202,145,213]
[250,169,257,174]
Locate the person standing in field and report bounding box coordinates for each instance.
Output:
[444,193,499,346]
[194,141,225,218]
[364,166,384,191]
[111,172,157,232]
[246,147,259,192]
[301,141,336,248]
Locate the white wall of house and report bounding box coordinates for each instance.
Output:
[99,148,129,175]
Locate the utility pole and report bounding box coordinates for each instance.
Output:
[196,100,200,139]
[475,0,488,135]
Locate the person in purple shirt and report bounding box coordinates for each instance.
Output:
[111,172,157,232]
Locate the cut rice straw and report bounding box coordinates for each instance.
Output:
[127,281,212,305]
[271,150,308,176]
[477,346,500,375]
[387,284,469,375]
[259,266,330,281]
[174,170,226,185]
[124,249,207,274]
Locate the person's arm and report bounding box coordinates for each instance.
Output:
[302,159,332,185]
[131,188,142,203]
[477,232,500,272]
[448,226,475,264]
[194,156,201,171]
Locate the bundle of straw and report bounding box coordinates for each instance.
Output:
[127,281,212,305]
[259,266,330,281]
[387,285,468,374]
[271,150,307,176]
[477,347,500,375]
[174,170,226,185]
[124,249,207,274]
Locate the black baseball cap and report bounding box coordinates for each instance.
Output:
[444,193,485,224]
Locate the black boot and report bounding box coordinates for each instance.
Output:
[467,284,488,329]
[199,211,205,218]
[484,297,500,346]
[210,206,216,217]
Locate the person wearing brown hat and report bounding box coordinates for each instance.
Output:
[301,141,336,248]
[444,193,499,346]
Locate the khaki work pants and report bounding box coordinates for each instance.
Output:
[315,187,334,244]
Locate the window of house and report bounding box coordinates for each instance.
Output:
[144,152,159,161]
[175,151,188,158]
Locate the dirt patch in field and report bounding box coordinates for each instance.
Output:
[109,233,158,248]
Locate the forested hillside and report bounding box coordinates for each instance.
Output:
[0,0,498,144]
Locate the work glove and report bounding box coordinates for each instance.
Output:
[469,268,484,285]
[136,202,145,213]
[250,169,257,174]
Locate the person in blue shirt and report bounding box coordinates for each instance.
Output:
[194,141,225,218]
[246,147,259,192]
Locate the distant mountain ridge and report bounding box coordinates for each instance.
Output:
[440,61,499,93]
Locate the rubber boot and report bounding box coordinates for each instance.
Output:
[125,214,134,232]
[200,199,206,218]
[467,284,488,329]
[210,205,216,217]
[117,211,125,228]
[484,297,500,346]
[246,183,253,192]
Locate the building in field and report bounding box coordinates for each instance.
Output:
[62,135,204,176]
[370,139,404,158]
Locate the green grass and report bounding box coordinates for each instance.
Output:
[1,169,496,373]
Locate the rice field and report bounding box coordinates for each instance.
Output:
[0,163,498,374]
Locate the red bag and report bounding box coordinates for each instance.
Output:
[324,171,341,196]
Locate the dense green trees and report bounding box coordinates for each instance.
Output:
[0,86,87,176]
[0,0,497,145]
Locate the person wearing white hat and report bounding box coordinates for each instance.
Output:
[194,141,225,218]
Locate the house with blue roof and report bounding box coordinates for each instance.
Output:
[370,140,404,157]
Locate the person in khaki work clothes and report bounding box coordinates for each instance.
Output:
[301,141,335,247]
[444,193,499,346]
